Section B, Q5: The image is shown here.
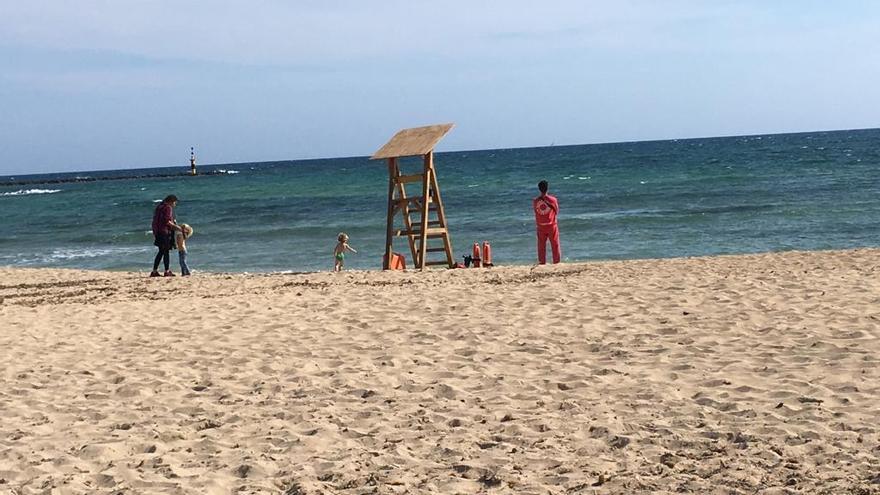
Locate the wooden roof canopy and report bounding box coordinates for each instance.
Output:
[371,123,454,160]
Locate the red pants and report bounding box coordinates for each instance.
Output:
[536,224,561,264]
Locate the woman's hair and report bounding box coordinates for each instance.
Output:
[337,232,348,242]
[164,194,179,203]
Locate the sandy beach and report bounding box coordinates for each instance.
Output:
[1,249,879,494]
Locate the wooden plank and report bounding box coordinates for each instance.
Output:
[428,151,455,267]
[393,228,447,237]
[371,123,455,160]
[394,228,447,237]
[397,173,424,184]
[418,157,431,270]
[383,158,397,270]
[425,247,447,253]
[424,260,452,266]
[394,176,418,265]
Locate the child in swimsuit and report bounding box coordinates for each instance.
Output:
[333,232,357,272]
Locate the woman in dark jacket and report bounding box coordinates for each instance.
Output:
[150,195,182,277]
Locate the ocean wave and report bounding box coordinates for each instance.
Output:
[1,188,61,197]
[217,169,240,174]
[568,203,782,222]
[55,247,152,260]
[567,209,667,220]
[5,246,152,265]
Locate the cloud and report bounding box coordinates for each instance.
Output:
[2,67,174,93]
[0,1,779,64]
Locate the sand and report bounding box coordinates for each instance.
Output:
[1,249,879,494]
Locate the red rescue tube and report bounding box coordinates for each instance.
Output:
[481,241,492,267]
[472,242,481,268]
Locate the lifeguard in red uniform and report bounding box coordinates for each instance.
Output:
[532,180,561,264]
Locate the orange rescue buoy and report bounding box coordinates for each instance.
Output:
[472,242,481,268]
[481,241,492,267]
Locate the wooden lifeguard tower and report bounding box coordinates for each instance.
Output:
[371,124,455,270]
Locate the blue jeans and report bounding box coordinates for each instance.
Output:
[179,251,191,275]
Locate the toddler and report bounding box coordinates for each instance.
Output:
[176,223,194,276]
[333,232,357,272]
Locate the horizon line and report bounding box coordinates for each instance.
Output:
[2,125,877,179]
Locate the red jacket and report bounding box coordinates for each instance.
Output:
[152,203,174,235]
[533,193,559,227]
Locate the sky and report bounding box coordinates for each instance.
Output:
[1,1,879,175]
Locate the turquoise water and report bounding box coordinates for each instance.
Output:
[2,128,879,272]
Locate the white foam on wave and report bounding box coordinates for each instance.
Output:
[567,209,662,221]
[47,247,145,260]
[4,246,152,266]
[218,169,240,174]
[1,188,61,197]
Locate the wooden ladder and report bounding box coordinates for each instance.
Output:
[385,152,454,270]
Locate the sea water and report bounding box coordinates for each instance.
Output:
[1,128,878,272]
